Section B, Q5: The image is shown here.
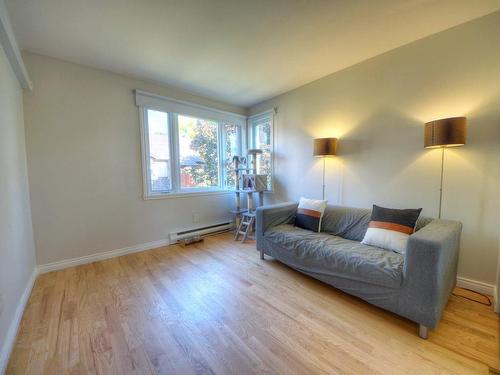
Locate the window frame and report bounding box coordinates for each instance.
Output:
[140,106,245,199]
[221,122,243,190]
[139,108,173,196]
[248,110,275,192]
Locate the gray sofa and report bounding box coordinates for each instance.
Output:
[256,202,462,338]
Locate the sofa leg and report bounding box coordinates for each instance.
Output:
[260,249,264,260]
[418,324,429,339]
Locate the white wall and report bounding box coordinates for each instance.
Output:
[250,12,500,285]
[0,40,36,368]
[22,52,245,266]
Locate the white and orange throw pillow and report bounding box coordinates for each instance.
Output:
[361,205,422,254]
[294,197,328,232]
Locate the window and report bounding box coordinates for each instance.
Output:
[223,123,241,189]
[146,110,171,193]
[178,115,219,189]
[137,90,245,198]
[249,112,274,190]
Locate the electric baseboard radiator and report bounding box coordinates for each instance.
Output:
[169,222,234,243]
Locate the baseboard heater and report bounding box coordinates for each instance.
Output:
[169,222,234,243]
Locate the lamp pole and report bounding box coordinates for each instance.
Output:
[438,147,445,219]
[424,117,466,220]
[322,157,326,200]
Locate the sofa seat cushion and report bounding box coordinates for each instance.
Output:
[264,224,404,289]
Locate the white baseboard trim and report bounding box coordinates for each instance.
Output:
[37,238,171,274]
[0,268,37,374]
[495,292,499,313]
[456,276,496,300]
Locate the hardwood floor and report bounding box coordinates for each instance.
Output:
[7,233,499,374]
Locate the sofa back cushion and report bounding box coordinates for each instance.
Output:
[321,206,372,241]
[321,205,433,242]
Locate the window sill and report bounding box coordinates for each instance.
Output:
[144,189,234,200]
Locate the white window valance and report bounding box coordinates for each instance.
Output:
[134,89,247,126]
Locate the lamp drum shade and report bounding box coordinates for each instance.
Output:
[424,117,466,148]
[313,137,337,156]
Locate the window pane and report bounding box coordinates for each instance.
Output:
[147,109,171,192]
[224,123,239,189]
[253,119,272,189]
[178,115,219,189]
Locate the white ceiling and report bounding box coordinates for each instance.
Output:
[6,0,500,107]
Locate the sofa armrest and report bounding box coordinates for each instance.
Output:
[403,219,462,327]
[256,202,298,251]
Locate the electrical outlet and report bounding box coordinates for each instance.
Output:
[192,213,200,224]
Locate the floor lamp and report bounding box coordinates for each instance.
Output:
[424,117,466,218]
[313,137,338,200]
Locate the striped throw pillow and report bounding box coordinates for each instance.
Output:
[361,205,422,254]
[294,197,328,232]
